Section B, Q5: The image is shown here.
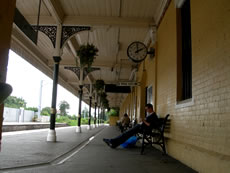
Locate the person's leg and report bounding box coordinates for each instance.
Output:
[110,124,141,147]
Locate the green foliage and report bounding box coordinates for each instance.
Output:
[80,118,88,125]
[76,43,98,68]
[4,96,27,109]
[106,108,119,117]
[99,92,109,108]
[95,80,105,92]
[25,107,38,112]
[41,107,51,116]
[59,100,70,116]
[32,115,38,122]
[81,107,89,118]
[56,116,77,126]
[56,116,91,126]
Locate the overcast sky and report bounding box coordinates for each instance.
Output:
[6,50,89,115]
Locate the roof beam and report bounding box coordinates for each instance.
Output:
[26,16,155,28]
[48,59,132,68]
[43,0,64,24]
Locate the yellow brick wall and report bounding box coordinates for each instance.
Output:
[157,0,230,172]
[120,0,230,172]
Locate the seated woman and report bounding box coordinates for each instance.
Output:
[120,113,130,132]
[103,103,160,148]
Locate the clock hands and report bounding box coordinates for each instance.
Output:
[135,48,144,53]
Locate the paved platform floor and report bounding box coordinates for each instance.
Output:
[2,122,67,132]
[0,125,197,173]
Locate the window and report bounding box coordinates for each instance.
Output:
[177,0,192,101]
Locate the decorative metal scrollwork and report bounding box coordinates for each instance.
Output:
[64,67,100,84]
[84,84,90,93]
[32,26,57,48]
[64,67,81,80]
[83,68,100,80]
[61,26,90,47]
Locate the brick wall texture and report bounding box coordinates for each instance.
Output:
[120,0,230,172]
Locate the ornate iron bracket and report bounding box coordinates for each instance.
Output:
[83,67,100,80]
[64,67,100,81]
[32,25,57,48]
[61,26,90,48]
[84,84,90,93]
[32,25,90,48]
[64,67,81,80]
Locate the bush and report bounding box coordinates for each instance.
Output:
[56,116,76,126]
[56,116,92,126]
[106,108,119,117]
[32,115,38,122]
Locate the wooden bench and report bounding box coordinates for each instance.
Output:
[139,114,170,155]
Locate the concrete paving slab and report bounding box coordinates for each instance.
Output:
[4,126,197,173]
[0,125,105,169]
[2,122,68,132]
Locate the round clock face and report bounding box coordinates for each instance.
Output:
[127,41,147,63]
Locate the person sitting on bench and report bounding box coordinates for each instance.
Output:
[120,113,130,132]
[103,103,160,148]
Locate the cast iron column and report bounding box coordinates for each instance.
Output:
[94,102,97,127]
[77,85,83,132]
[88,96,92,130]
[47,56,61,141]
[98,106,100,125]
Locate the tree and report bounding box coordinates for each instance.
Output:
[4,96,27,108]
[41,107,51,116]
[25,107,38,112]
[81,107,89,118]
[106,108,119,117]
[59,100,70,116]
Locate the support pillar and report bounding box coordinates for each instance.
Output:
[0,0,16,150]
[87,96,92,130]
[47,56,61,142]
[94,103,97,128]
[102,108,105,124]
[98,106,100,126]
[76,85,83,133]
[47,23,62,142]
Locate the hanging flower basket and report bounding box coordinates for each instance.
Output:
[76,43,98,68]
[95,80,105,92]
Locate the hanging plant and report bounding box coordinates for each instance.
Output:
[76,43,98,68]
[95,79,105,92]
[99,92,109,109]
[100,92,107,102]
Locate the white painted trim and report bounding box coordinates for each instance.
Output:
[87,125,92,130]
[174,0,186,8]
[155,0,170,25]
[76,126,82,133]
[26,16,155,28]
[47,129,57,142]
[175,97,194,109]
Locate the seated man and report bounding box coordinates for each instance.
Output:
[103,103,159,148]
[120,113,130,132]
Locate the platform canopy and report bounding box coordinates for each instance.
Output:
[11,0,169,108]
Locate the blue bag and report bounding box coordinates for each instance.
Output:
[120,136,138,148]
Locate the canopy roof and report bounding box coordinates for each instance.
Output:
[11,0,169,107]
